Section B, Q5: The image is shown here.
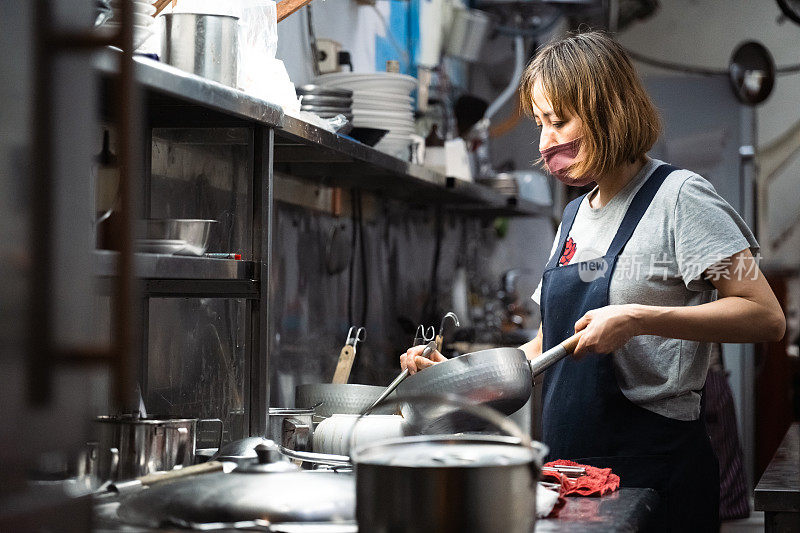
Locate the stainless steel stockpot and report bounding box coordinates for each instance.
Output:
[355,434,546,533]
[95,415,221,481]
[353,394,548,533]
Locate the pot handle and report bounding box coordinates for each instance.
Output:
[282,417,311,451]
[109,446,120,481]
[199,418,225,450]
[348,392,548,462]
[528,332,582,377]
[171,427,190,469]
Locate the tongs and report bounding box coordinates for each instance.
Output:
[331,326,366,384]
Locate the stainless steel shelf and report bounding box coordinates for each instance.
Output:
[94,250,256,280]
[94,50,546,217]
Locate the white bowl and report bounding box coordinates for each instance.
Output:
[353,108,413,118]
[353,92,414,103]
[353,103,414,113]
[316,73,417,96]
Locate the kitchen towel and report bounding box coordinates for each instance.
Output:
[542,459,621,497]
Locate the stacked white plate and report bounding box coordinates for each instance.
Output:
[98,0,156,50]
[315,72,417,159]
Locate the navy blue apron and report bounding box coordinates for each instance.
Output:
[539,164,720,532]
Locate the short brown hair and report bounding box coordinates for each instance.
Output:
[520,31,661,178]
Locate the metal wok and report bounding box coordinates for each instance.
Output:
[295,383,395,418]
[396,333,581,431]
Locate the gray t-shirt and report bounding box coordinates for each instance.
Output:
[532,158,759,420]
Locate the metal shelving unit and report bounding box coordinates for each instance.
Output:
[95,49,549,217]
[94,250,256,280]
[94,48,548,441]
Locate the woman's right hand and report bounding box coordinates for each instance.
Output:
[400,344,446,375]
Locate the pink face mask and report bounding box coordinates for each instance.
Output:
[540,138,595,187]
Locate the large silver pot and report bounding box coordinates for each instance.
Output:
[355,434,545,533]
[95,415,221,481]
[162,13,239,86]
[354,395,547,533]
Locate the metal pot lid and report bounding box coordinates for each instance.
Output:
[117,470,355,527]
[211,436,272,461]
[354,434,541,468]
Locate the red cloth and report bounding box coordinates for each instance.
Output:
[542,459,621,497]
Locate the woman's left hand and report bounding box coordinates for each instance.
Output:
[573,304,641,356]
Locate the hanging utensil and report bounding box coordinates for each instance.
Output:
[413,324,435,346]
[331,327,366,385]
[362,340,437,416]
[435,311,459,352]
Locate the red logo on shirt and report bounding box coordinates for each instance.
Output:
[560,237,576,266]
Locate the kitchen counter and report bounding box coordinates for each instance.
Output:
[537,488,659,532]
[754,422,800,532]
[93,487,658,532]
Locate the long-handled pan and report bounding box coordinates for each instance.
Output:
[395,332,583,423]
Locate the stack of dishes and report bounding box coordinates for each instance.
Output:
[296,85,353,122]
[98,0,156,50]
[314,72,417,159]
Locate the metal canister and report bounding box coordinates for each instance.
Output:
[161,13,239,86]
[267,408,314,451]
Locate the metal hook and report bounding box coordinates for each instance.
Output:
[438,312,460,338]
[346,326,366,347]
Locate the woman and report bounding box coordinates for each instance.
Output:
[401,31,785,531]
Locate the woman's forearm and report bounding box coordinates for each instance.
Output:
[519,325,543,360]
[630,297,785,343]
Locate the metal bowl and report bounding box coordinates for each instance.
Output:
[138,219,216,257]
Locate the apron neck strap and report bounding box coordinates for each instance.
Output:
[545,193,587,270]
[605,163,678,258]
[545,163,678,270]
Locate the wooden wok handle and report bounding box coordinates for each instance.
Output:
[560,332,582,354]
[331,345,355,384]
[277,0,314,22]
[528,331,583,377]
